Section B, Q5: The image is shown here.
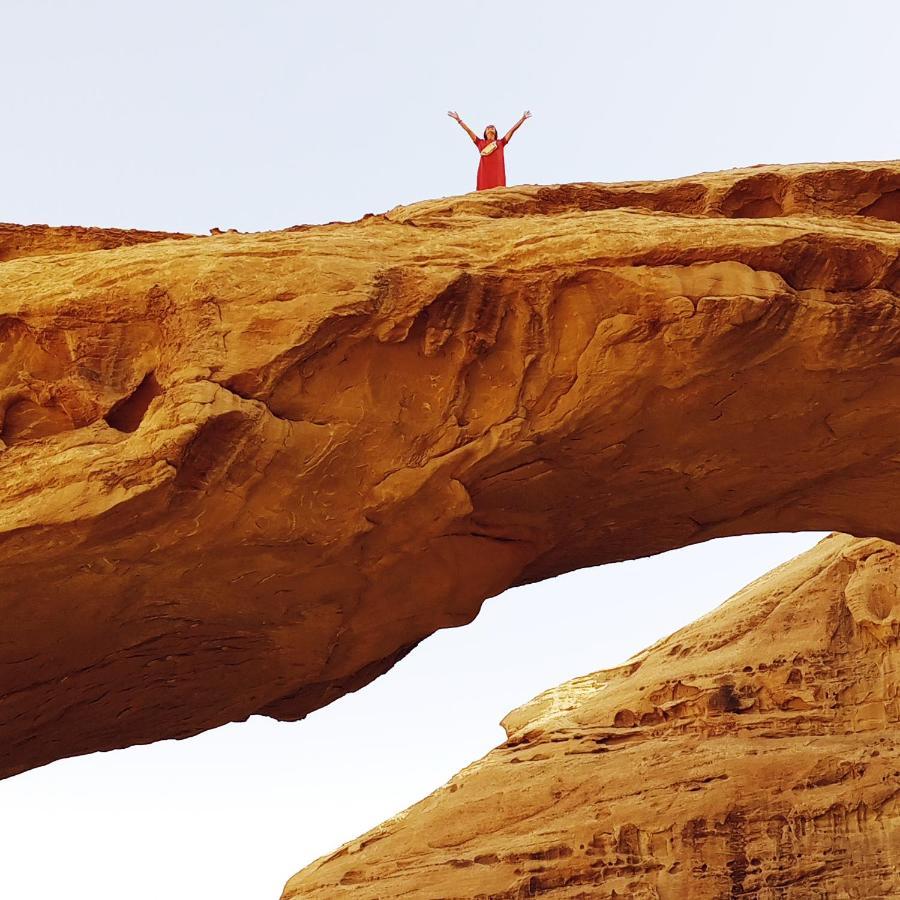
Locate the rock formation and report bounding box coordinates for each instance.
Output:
[283,533,900,899]
[1,162,899,780]
[0,222,192,263]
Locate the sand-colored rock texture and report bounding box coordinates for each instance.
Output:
[284,533,900,899]
[0,222,192,263]
[1,162,899,779]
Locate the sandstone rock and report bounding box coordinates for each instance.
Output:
[0,222,192,262]
[1,162,899,779]
[283,533,900,899]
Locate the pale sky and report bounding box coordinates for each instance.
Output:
[0,1,896,898]
[2,1,898,233]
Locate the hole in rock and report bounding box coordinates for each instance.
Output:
[0,399,75,445]
[726,196,784,218]
[718,174,787,218]
[858,189,900,223]
[0,533,833,900]
[750,234,885,291]
[104,371,163,433]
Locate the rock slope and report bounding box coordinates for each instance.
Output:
[1,162,899,778]
[284,533,900,899]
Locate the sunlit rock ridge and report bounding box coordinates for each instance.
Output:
[285,533,900,898]
[0,161,898,780]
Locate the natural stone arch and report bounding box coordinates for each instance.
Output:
[0,161,898,780]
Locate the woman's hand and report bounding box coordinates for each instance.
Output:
[447,110,461,122]
[522,110,532,120]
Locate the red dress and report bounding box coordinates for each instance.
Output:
[474,136,507,190]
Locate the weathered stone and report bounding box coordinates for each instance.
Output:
[0,222,192,263]
[284,533,900,899]
[0,162,898,779]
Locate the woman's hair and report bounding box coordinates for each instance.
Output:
[483,124,497,139]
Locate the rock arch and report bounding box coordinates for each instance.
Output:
[0,161,898,779]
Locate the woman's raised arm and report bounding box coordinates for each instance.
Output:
[448,110,479,143]
[503,110,532,144]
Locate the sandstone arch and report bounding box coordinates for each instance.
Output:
[0,161,898,779]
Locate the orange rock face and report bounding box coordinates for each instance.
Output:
[1,162,899,780]
[0,222,192,263]
[283,533,900,899]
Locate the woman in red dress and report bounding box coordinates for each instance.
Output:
[448,110,532,191]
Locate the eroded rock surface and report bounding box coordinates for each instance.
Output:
[0,222,192,263]
[1,162,899,779]
[284,533,900,899]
